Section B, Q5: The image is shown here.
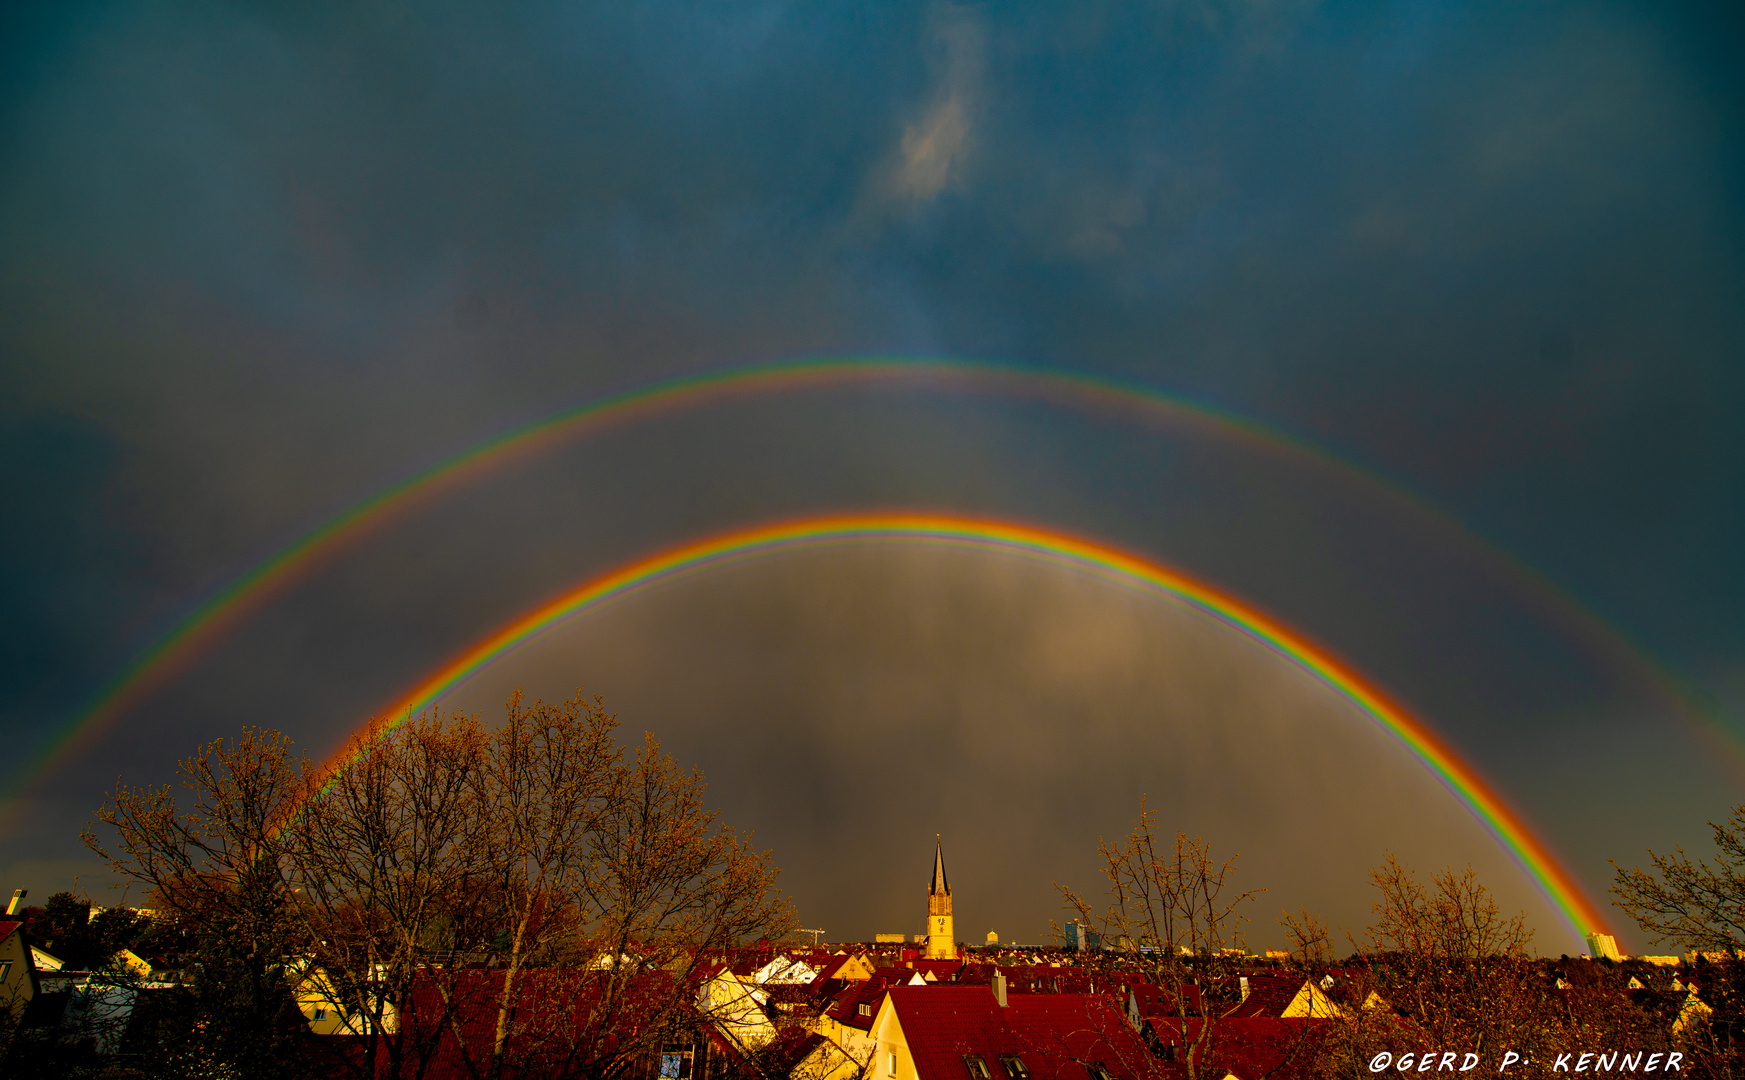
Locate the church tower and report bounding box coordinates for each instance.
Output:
[926,836,956,960]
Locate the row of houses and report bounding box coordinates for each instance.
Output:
[1,845,1732,1078]
[637,842,1348,1080]
[0,848,1348,1078]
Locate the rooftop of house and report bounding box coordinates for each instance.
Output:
[309,968,707,1079]
[884,985,1170,1080]
[1125,982,1205,1019]
[806,951,873,990]
[1145,1017,1330,1080]
[1222,976,1307,1019]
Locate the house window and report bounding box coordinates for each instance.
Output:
[964,1056,991,1079]
[313,1008,327,1021]
[888,1052,898,1077]
[859,1002,872,1017]
[1086,1063,1114,1080]
[1000,1056,1030,1080]
[0,960,11,981]
[661,1045,695,1079]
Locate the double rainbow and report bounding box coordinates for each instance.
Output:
[16,357,1722,830]
[9,356,1664,943]
[323,512,1609,941]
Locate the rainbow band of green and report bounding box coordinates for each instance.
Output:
[10,356,1729,835]
[6,357,1364,828]
[7,358,1279,820]
[320,512,1609,942]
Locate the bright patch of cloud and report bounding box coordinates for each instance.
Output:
[887,5,985,204]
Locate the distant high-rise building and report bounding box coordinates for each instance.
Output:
[1065,919,1101,952]
[1586,933,1623,961]
[926,836,956,960]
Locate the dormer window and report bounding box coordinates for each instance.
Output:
[859,1002,872,1017]
[1001,1056,1030,1080]
[1086,1064,1114,1080]
[965,1055,992,1079]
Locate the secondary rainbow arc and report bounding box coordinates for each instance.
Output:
[8,357,1726,848]
[8,358,1302,820]
[318,512,1610,943]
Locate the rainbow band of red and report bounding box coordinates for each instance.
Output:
[319,512,1608,942]
[11,356,1729,835]
[5,358,1298,820]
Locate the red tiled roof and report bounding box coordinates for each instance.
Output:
[1126,983,1204,1019]
[886,986,1172,1080]
[1222,976,1305,1019]
[813,954,854,982]
[1004,995,1171,1078]
[885,985,1026,1080]
[309,968,709,1079]
[1143,1017,1328,1080]
[829,979,895,1030]
[0,921,20,944]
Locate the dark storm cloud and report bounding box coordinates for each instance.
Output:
[2,0,1742,950]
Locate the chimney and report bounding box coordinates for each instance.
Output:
[4,889,23,916]
[992,970,1008,1007]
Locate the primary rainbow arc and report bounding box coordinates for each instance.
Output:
[321,512,1609,942]
[10,356,1728,837]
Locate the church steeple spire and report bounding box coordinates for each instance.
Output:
[925,834,956,959]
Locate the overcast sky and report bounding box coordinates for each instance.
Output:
[3,0,1742,954]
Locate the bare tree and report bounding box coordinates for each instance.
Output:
[1058,797,1262,1080]
[1613,804,1745,954]
[1278,909,1332,968]
[286,705,493,1080]
[83,691,794,1080]
[283,691,792,1080]
[461,689,624,1080]
[83,728,309,1079]
[556,732,796,1080]
[1365,854,1532,963]
[1612,804,1745,1077]
[1321,856,1552,1075]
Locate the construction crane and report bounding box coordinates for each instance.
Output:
[797,928,826,947]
